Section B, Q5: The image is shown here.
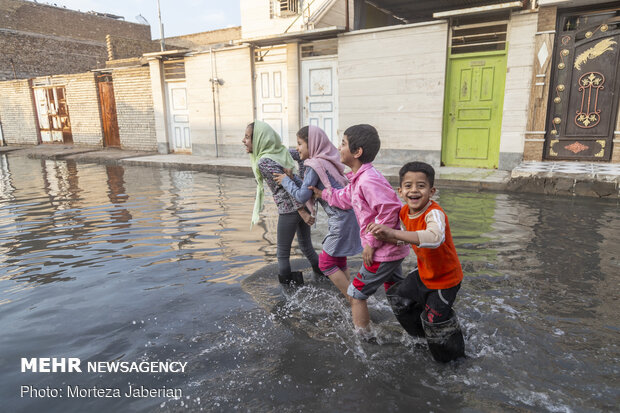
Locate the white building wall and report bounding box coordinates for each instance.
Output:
[240,0,333,39]
[184,46,254,157]
[500,11,538,169]
[337,21,448,165]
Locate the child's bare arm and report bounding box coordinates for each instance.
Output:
[366,223,420,246]
[297,207,315,226]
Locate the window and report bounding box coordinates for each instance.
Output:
[270,0,300,18]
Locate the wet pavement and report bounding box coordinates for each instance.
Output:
[1,144,619,198]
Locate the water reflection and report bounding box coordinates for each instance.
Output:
[0,155,618,413]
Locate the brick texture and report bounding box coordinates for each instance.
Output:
[0,79,38,144]
[0,0,150,42]
[1,0,150,80]
[107,35,165,60]
[63,73,103,146]
[0,30,106,80]
[111,67,157,150]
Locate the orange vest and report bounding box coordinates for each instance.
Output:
[400,202,463,289]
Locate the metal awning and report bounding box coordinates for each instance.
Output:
[368,0,527,23]
[142,49,190,59]
[235,26,346,47]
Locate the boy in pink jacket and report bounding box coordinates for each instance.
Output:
[310,124,410,333]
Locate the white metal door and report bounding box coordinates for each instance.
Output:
[166,82,191,153]
[255,63,289,146]
[302,57,338,144]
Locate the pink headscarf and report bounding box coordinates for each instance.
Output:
[303,126,348,215]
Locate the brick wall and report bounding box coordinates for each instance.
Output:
[1,0,151,80]
[63,73,104,146]
[0,0,150,42]
[165,27,241,49]
[106,35,163,60]
[0,30,106,80]
[0,79,38,144]
[111,67,157,150]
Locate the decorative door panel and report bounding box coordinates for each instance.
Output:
[255,63,289,146]
[166,82,192,153]
[545,9,620,161]
[301,57,338,144]
[443,53,506,168]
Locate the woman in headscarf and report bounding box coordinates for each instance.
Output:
[243,120,321,285]
[274,126,362,299]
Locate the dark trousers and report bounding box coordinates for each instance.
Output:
[397,269,461,324]
[277,211,320,277]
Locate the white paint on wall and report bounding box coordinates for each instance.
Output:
[500,11,538,154]
[337,21,448,152]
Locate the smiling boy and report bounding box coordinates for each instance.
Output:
[367,161,465,362]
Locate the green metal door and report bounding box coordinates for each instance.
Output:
[442,52,507,168]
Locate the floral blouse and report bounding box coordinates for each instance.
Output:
[258,149,306,215]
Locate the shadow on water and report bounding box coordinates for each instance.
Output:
[0,155,618,412]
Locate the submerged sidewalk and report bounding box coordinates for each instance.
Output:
[2,145,619,199]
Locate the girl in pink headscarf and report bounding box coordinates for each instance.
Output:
[275,126,362,299]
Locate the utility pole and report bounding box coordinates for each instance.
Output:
[157,0,165,51]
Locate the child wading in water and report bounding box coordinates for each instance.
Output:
[274,126,362,299]
[367,162,465,362]
[244,120,321,285]
[310,124,410,334]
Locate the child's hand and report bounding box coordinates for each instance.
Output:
[308,186,323,199]
[366,223,393,241]
[362,245,375,267]
[273,173,286,185]
[282,168,294,178]
[298,208,315,226]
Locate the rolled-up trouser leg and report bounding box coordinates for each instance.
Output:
[386,281,425,338]
[421,309,465,362]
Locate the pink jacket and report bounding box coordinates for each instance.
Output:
[321,163,410,263]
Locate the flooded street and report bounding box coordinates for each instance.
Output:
[1,154,618,412]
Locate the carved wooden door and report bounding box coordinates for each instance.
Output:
[545,9,620,161]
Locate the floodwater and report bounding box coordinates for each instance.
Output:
[0,154,618,413]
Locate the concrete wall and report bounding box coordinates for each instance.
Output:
[337,21,448,166]
[111,67,157,151]
[500,11,538,170]
[314,0,353,29]
[0,79,38,144]
[184,46,254,157]
[240,0,333,38]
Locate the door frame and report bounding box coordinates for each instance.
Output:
[300,54,339,145]
[441,49,507,168]
[165,80,192,154]
[254,61,289,147]
[543,6,620,161]
[97,74,121,148]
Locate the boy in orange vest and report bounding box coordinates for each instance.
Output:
[366,161,465,362]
